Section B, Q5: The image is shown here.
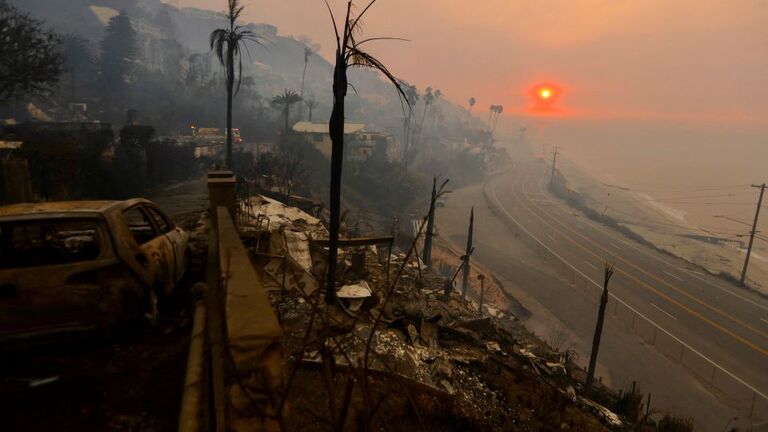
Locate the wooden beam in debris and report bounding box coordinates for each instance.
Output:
[311,236,394,248]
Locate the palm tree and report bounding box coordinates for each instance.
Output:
[210,0,264,168]
[431,89,443,127]
[298,46,314,120]
[304,93,318,122]
[402,83,418,166]
[299,46,313,105]
[492,104,504,133]
[487,104,495,130]
[323,0,408,304]
[272,88,302,132]
[414,86,434,148]
[468,97,476,113]
[421,86,434,128]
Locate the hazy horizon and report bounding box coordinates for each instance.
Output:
[166,0,767,132]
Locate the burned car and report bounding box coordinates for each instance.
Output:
[0,199,188,343]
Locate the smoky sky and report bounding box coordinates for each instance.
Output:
[166,0,767,130]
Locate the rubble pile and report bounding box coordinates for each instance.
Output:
[240,195,328,295]
[243,194,625,431]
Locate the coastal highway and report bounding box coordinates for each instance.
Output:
[436,151,768,431]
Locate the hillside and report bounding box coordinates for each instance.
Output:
[10,0,483,142]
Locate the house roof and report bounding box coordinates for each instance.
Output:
[292,121,366,134]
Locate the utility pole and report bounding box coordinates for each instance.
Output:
[741,183,766,286]
[461,207,474,297]
[586,262,614,395]
[422,177,437,267]
[550,146,559,186]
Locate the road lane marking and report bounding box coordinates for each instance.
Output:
[651,303,678,320]
[487,166,768,407]
[584,261,598,271]
[533,174,768,314]
[513,175,768,356]
[679,268,768,312]
[678,267,702,275]
[521,175,768,343]
[761,318,768,325]
[663,270,683,281]
[609,242,621,250]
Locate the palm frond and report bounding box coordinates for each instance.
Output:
[347,48,407,104]
[342,0,354,51]
[209,29,228,65]
[324,0,341,51]
[353,36,409,49]
[348,0,378,36]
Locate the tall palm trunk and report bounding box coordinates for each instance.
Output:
[422,177,437,266]
[325,51,348,304]
[225,43,234,169]
[299,60,308,120]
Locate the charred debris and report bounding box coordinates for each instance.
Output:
[230,192,662,431]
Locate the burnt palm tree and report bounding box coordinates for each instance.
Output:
[272,88,302,132]
[324,0,408,304]
[210,0,264,168]
[468,96,476,113]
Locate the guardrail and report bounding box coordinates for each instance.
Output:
[216,205,283,430]
[482,175,768,427]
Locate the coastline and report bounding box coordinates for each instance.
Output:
[547,148,768,297]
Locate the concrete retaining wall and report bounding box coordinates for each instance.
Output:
[216,206,283,431]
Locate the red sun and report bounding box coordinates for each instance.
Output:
[529,83,562,112]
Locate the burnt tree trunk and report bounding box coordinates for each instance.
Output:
[586,263,614,394]
[325,51,347,304]
[225,43,234,169]
[422,177,437,266]
[461,207,474,297]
